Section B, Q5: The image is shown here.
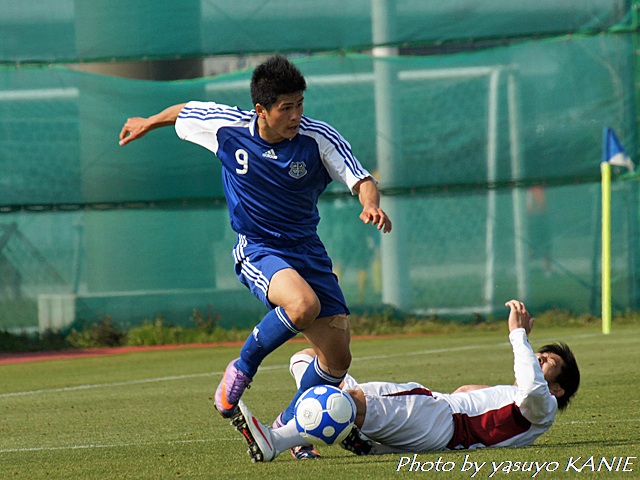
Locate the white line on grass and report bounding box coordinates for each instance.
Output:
[0,438,240,454]
[563,418,640,425]
[0,332,601,399]
[0,372,214,398]
[0,344,499,398]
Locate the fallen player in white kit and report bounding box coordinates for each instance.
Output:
[232,299,580,461]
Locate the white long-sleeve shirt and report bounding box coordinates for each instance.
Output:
[440,328,557,449]
[349,328,557,452]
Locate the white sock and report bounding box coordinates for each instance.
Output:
[272,418,311,453]
[289,353,314,389]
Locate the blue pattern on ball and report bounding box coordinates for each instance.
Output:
[294,385,356,446]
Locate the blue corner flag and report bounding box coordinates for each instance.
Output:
[603,127,635,171]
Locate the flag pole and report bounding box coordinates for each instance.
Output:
[601,159,612,335]
[601,127,636,334]
[600,127,635,335]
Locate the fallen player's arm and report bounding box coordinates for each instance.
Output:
[451,384,491,394]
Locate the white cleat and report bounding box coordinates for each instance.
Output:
[231,400,277,462]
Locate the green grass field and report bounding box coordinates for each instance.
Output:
[1,322,638,480]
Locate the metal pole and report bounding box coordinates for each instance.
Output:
[508,73,529,302]
[372,0,410,310]
[483,70,500,313]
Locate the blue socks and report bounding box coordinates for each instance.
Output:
[281,356,346,423]
[233,306,347,425]
[235,307,301,379]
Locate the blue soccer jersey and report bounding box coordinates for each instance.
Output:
[175,101,372,243]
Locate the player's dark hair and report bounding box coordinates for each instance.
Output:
[538,342,580,410]
[250,55,306,110]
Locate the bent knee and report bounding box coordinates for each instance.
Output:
[284,297,321,328]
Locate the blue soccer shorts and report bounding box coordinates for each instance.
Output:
[232,234,350,318]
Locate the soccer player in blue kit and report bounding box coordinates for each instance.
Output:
[119,55,392,457]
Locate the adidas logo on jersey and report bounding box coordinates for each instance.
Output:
[262,149,278,159]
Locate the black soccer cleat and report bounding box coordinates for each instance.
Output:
[339,426,373,456]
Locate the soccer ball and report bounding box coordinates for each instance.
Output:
[294,385,356,446]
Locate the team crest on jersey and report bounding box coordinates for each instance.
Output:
[289,161,307,179]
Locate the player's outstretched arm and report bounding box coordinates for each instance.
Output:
[355,177,392,233]
[119,103,187,146]
[506,299,557,424]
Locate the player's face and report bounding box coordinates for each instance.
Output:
[536,352,565,385]
[256,92,304,144]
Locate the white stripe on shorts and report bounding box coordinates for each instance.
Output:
[233,234,248,263]
[241,260,269,295]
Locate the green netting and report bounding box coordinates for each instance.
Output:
[0,35,635,208]
[1,180,637,332]
[0,29,638,331]
[0,0,632,63]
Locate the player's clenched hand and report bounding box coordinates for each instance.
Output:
[354,177,392,233]
[505,299,534,334]
[119,117,151,146]
[360,207,392,233]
